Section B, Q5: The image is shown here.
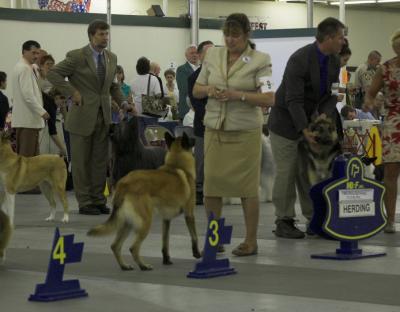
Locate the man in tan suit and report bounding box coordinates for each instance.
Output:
[48,20,123,215]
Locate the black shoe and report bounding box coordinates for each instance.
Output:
[79,205,101,215]
[94,204,111,214]
[196,192,204,205]
[274,219,305,239]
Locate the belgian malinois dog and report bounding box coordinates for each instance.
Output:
[88,132,201,271]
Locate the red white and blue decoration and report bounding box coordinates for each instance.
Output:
[38,0,91,13]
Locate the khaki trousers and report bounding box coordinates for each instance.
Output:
[70,110,109,208]
[269,131,313,220]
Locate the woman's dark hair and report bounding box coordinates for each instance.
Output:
[116,65,125,82]
[223,13,255,49]
[0,71,6,84]
[164,69,176,78]
[197,40,213,54]
[40,54,55,66]
[87,19,109,40]
[339,38,352,56]
[136,57,150,75]
[316,17,345,43]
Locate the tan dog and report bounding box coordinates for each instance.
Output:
[0,209,12,262]
[88,132,201,271]
[0,131,69,223]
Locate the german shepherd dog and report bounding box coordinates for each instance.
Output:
[0,131,69,261]
[110,116,166,183]
[88,132,201,271]
[301,115,341,185]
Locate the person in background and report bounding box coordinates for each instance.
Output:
[11,40,50,158]
[336,39,352,113]
[131,57,161,115]
[150,61,164,98]
[0,71,9,130]
[354,50,382,108]
[364,29,400,233]
[193,13,274,256]
[177,45,199,120]
[340,105,375,121]
[187,40,214,205]
[268,17,345,239]
[38,54,67,156]
[114,65,135,122]
[48,20,123,215]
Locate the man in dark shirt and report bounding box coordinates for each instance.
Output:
[268,17,345,239]
[187,40,214,205]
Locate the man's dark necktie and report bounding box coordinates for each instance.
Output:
[97,53,105,87]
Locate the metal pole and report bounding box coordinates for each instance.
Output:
[163,0,168,16]
[307,0,313,28]
[189,0,199,46]
[107,0,111,51]
[10,0,16,9]
[339,0,345,24]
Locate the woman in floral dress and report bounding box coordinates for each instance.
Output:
[366,30,400,233]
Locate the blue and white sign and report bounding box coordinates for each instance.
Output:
[323,157,386,241]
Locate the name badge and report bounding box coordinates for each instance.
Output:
[259,76,274,93]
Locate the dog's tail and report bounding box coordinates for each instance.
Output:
[87,190,124,237]
[87,211,118,237]
[0,209,12,260]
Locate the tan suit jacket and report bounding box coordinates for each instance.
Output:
[197,45,272,131]
[47,44,122,136]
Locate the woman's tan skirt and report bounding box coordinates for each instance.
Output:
[204,127,262,198]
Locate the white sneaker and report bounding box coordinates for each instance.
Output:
[384,222,396,234]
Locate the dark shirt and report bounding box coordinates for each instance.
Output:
[42,92,57,136]
[316,44,329,97]
[0,91,10,129]
[188,66,207,137]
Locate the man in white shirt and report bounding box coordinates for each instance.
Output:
[11,40,49,157]
[176,45,199,119]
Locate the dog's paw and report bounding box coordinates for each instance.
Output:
[139,263,153,271]
[45,215,55,222]
[120,264,134,271]
[61,214,69,223]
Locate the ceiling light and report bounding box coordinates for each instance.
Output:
[330,0,376,4]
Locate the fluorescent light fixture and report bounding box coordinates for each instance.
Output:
[377,0,400,2]
[330,0,376,4]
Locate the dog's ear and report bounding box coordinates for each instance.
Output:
[181,132,195,150]
[0,130,11,142]
[165,132,175,148]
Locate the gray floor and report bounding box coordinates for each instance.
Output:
[1,192,400,312]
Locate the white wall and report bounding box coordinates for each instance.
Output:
[0,19,196,98]
[1,1,400,96]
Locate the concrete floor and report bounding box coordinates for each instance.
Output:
[1,192,400,312]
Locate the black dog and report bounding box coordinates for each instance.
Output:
[110,116,166,183]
